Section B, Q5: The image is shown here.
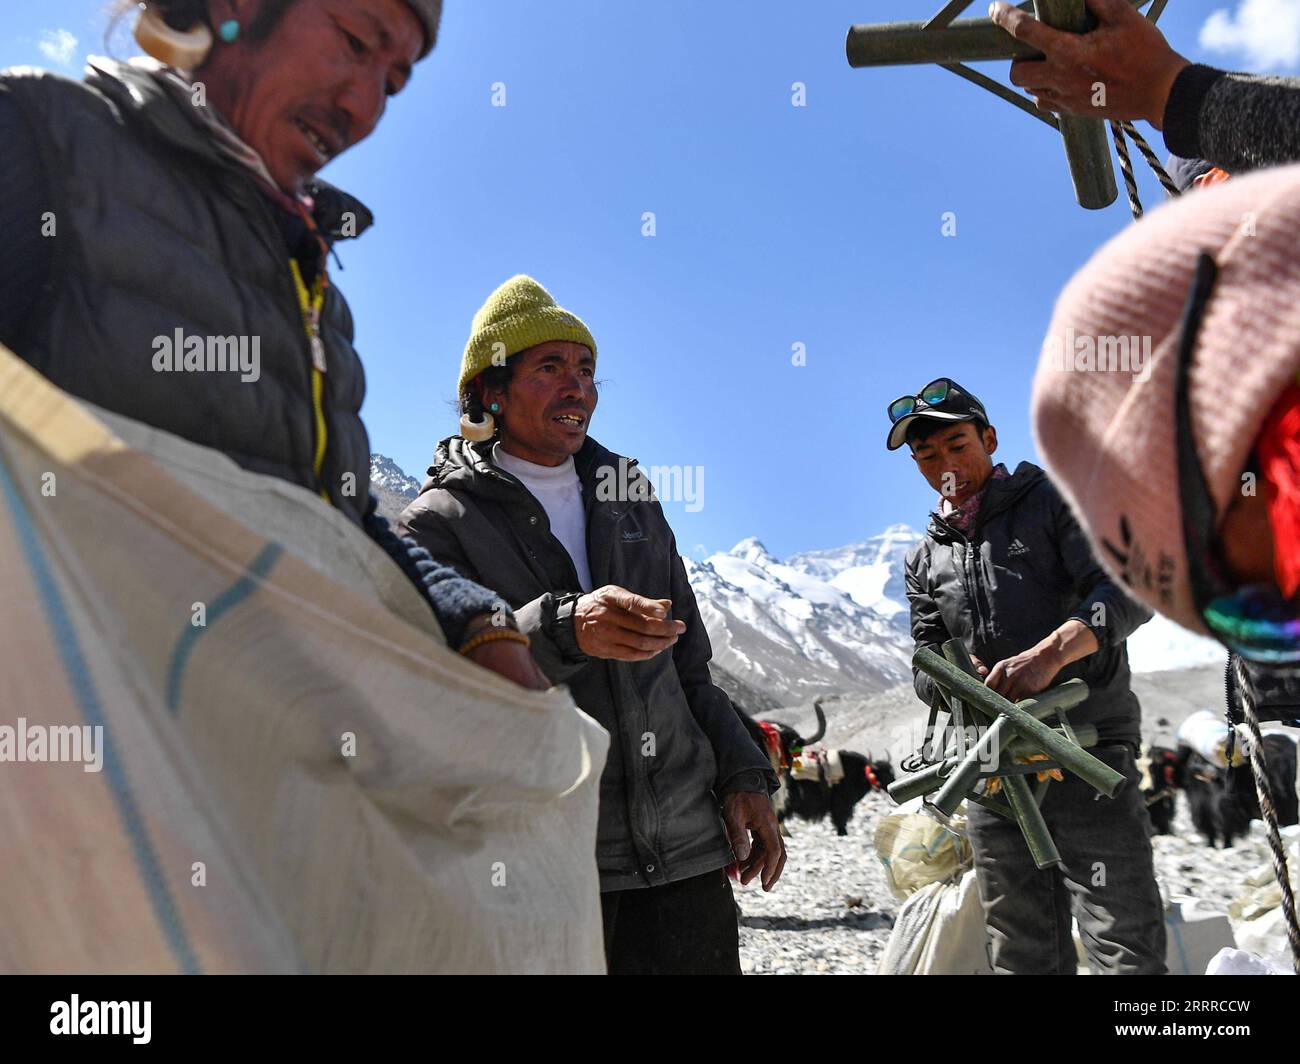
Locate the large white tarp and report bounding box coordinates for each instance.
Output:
[0,343,608,974]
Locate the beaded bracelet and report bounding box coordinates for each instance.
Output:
[458,626,531,656]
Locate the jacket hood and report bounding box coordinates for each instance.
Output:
[927,460,1046,540]
[420,435,495,494]
[84,56,373,243]
[420,435,633,497]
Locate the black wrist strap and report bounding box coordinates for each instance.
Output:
[552,592,588,661]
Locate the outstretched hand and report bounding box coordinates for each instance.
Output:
[575,585,685,661]
[989,0,1189,127]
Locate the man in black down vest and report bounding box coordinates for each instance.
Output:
[0,0,547,687]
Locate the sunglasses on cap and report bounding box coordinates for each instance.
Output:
[1177,252,1300,664]
[887,378,973,423]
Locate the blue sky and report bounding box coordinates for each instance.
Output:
[5,1,1295,560]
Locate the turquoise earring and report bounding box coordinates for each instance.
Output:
[218,19,241,44]
[489,402,501,413]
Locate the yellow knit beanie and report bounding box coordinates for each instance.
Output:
[457,276,597,397]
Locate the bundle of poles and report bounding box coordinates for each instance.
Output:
[891,639,1125,870]
[845,0,1171,210]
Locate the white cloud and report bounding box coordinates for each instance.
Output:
[38,27,79,67]
[1201,0,1300,70]
[38,28,79,67]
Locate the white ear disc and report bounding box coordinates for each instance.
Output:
[134,5,215,70]
[459,412,496,443]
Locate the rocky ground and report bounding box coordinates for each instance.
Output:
[737,667,1297,975]
[736,788,1286,975]
[735,794,898,975]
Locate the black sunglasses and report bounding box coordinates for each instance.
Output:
[1176,252,1300,663]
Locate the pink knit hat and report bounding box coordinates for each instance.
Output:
[1033,164,1300,637]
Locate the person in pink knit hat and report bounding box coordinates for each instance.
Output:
[1033,163,1300,724]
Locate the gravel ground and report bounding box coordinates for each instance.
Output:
[736,794,898,975]
[735,786,1285,975]
[737,668,1297,975]
[1152,803,1278,905]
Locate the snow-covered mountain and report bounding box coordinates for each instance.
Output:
[786,523,1225,675]
[787,524,921,632]
[370,453,421,522]
[369,454,1227,696]
[683,537,915,707]
[688,525,1227,706]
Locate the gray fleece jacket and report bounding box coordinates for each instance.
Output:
[398,435,776,891]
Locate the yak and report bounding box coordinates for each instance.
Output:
[734,699,894,835]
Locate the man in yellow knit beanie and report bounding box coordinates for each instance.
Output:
[399,275,783,974]
[455,274,597,401]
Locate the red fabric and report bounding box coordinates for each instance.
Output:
[757,721,787,768]
[1192,168,1231,190]
[940,463,1009,536]
[1160,749,1176,787]
[1257,381,1300,599]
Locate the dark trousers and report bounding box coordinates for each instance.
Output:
[967,743,1168,975]
[600,868,742,975]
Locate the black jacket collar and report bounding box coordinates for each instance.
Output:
[422,435,635,500]
[85,57,374,245]
[927,461,1045,542]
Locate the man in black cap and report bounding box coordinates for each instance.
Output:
[889,378,1167,975]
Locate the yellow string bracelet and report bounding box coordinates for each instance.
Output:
[458,627,531,656]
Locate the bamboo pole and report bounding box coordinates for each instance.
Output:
[1002,771,1061,868]
[1031,0,1117,209]
[934,715,1012,814]
[845,3,1124,209]
[845,19,1040,67]
[888,723,1099,804]
[914,648,1124,796]
[938,636,1061,866]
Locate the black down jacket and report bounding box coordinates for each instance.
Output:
[905,462,1152,746]
[0,60,372,520]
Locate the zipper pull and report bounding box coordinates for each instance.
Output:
[310,330,327,373]
[307,296,327,372]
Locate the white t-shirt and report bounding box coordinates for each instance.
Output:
[493,444,594,592]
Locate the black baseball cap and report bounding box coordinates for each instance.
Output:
[885,377,989,451]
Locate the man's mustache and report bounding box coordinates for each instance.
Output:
[299,106,353,152]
